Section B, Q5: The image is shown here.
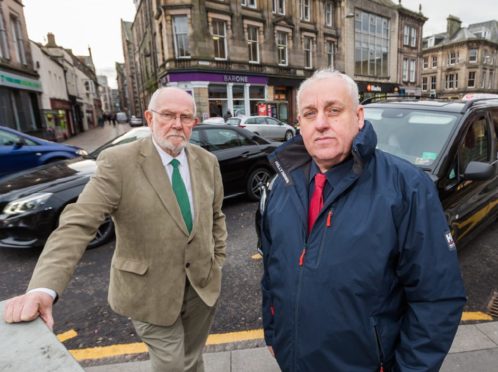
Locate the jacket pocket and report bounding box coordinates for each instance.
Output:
[112,256,149,275]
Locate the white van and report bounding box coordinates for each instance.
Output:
[116,112,128,123]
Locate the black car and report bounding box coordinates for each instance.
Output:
[0,125,279,249]
[256,97,498,252]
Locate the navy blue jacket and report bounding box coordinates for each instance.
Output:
[260,121,466,372]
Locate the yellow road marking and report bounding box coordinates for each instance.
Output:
[251,253,262,260]
[461,311,493,321]
[56,329,78,342]
[67,312,493,361]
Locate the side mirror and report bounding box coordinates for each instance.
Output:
[13,138,26,149]
[463,161,496,181]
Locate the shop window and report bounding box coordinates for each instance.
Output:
[208,84,227,117]
[250,85,265,115]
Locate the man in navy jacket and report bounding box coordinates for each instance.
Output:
[260,69,466,372]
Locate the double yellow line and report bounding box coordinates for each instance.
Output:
[58,312,492,362]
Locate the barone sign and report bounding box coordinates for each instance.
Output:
[223,75,248,83]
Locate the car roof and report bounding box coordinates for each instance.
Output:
[364,98,498,114]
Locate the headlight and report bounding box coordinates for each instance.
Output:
[3,193,53,215]
[76,149,88,156]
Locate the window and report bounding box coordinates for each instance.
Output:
[0,10,9,59]
[445,73,458,89]
[432,56,437,67]
[247,26,259,63]
[212,20,227,60]
[448,51,458,65]
[410,28,417,47]
[402,58,409,82]
[354,11,389,77]
[203,128,253,151]
[469,48,478,63]
[489,70,495,89]
[241,0,256,8]
[409,59,416,83]
[325,2,333,27]
[304,36,313,69]
[208,84,227,117]
[326,40,334,68]
[481,69,487,88]
[11,17,26,64]
[172,16,190,58]
[458,117,490,176]
[276,31,288,66]
[300,0,311,22]
[431,76,436,90]
[272,0,285,15]
[403,25,410,45]
[423,57,428,69]
[468,71,476,87]
[422,77,428,91]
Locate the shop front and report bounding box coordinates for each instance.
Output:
[162,72,268,121]
[47,98,73,140]
[0,69,42,135]
[356,81,400,103]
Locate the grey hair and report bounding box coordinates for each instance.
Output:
[148,87,197,116]
[296,68,360,112]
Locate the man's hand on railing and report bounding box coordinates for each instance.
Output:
[3,292,54,330]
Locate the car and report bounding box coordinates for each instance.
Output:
[0,125,279,249]
[129,115,144,127]
[255,97,498,253]
[0,126,87,179]
[226,116,295,141]
[116,112,128,123]
[202,117,226,125]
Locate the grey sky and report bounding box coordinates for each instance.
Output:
[22,1,498,89]
[23,0,136,89]
[403,0,498,36]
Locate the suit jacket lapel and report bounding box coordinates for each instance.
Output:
[186,144,202,241]
[138,137,189,236]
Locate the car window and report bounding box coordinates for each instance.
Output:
[91,128,151,158]
[255,117,267,125]
[190,129,202,147]
[365,107,459,168]
[458,116,491,175]
[0,130,36,146]
[226,118,240,126]
[491,110,498,156]
[267,118,279,125]
[245,118,257,124]
[204,128,251,150]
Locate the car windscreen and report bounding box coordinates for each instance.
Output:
[364,107,459,168]
[90,128,151,158]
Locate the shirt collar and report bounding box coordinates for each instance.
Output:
[152,138,188,167]
[309,156,354,187]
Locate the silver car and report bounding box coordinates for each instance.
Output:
[226,116,295,141]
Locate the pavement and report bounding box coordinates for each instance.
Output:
[2,125,495,371]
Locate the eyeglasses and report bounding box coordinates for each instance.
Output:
[150,110,195,126]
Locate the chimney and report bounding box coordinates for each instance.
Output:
[46,32,57,47]
[446,15,462,38]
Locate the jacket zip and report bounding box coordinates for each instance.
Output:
[293,241,307,372]
[373,325,385,372]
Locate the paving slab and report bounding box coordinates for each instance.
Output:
[0,300,84,372]
[448,324,497,353]
[85,360,150,371]
[204,350,231,372]
[231,347,280,372]
[476,321,498,345]
[441,348,498,372]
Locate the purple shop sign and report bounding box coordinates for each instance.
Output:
[167,72,268,85]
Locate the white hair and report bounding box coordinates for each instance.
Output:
[148,87,197,116]
[296,68,360,112]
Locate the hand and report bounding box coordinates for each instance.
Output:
[268,346,275,357]
[3,292,55,330]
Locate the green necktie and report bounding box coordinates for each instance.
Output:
[170,159,193,233]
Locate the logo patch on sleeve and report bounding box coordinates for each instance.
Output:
[445,231,456,251]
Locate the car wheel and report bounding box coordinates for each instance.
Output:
[284,130,294,141]
[246,167,272,201]
[87,217,115,249]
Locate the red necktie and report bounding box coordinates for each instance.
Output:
[308,173,327,234]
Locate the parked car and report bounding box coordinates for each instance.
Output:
[226,116,295,141]
[129,115,144,127]
[202,117,226,125]
[0,125,279,249]
[0,126,87,179]
[116,112,128,123]
[256,97,498,252]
